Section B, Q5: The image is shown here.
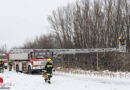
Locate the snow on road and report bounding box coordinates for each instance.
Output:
[0,70,130,90]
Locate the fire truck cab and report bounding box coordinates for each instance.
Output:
[9,49,50,73]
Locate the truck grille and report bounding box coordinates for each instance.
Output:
[33,61,47,65]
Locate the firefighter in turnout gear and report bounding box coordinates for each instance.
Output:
[0,59,4,73]
[43,58,55,84]
[8,60,12,71]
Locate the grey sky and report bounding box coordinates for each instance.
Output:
[0,0,76,49]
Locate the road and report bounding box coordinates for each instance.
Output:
[0,70,130,90]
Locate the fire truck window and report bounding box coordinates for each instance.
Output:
[35,52,50,59]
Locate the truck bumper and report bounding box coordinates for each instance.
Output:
[32,66,45,70]
[31,69,43,73]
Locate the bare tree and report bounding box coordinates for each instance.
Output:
[20,0,130,71]
[0,44,7,53]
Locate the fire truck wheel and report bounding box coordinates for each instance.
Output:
[16,65,19,72]
[28,66,32,74]
[5,66,7,69]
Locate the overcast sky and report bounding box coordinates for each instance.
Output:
[0,0,76,50]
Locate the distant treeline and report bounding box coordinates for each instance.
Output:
[19,0,130,71]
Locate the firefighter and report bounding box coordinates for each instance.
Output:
[0,59,4,73]
[43,58,55,84]
[8,60,12,71]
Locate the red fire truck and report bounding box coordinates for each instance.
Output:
[8,49,50,73]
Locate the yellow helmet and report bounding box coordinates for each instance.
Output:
[0,59,2,61]
[48,58,52,62]
[9,60,12,62]
[118,37,121,40]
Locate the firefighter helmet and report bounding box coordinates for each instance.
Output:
[48,58,51,62]
[118,37,121,40]
[9,60,12,62]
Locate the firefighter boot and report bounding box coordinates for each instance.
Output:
[47,76,51,84]
[44,79,47,83]
[48,80,51,84]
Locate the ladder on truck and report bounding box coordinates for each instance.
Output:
[9,47,125,54]
[10,36,126,54]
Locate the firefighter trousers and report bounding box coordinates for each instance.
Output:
[9,66,12,71]
[44,73,53,83]
[0,67,4,73]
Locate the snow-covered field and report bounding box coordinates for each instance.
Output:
[0,70,130,90]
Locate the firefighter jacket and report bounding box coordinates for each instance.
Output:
[44,62,54,73]
[0,61,4,68]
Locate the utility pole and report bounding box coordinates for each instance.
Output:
[96,52,99,70]
[128,4,130,50]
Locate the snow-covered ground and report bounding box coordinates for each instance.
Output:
[0,70,130,90]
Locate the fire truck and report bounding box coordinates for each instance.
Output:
[8,49,50,73]
[9,42,125,74]
[0,54,8,69]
